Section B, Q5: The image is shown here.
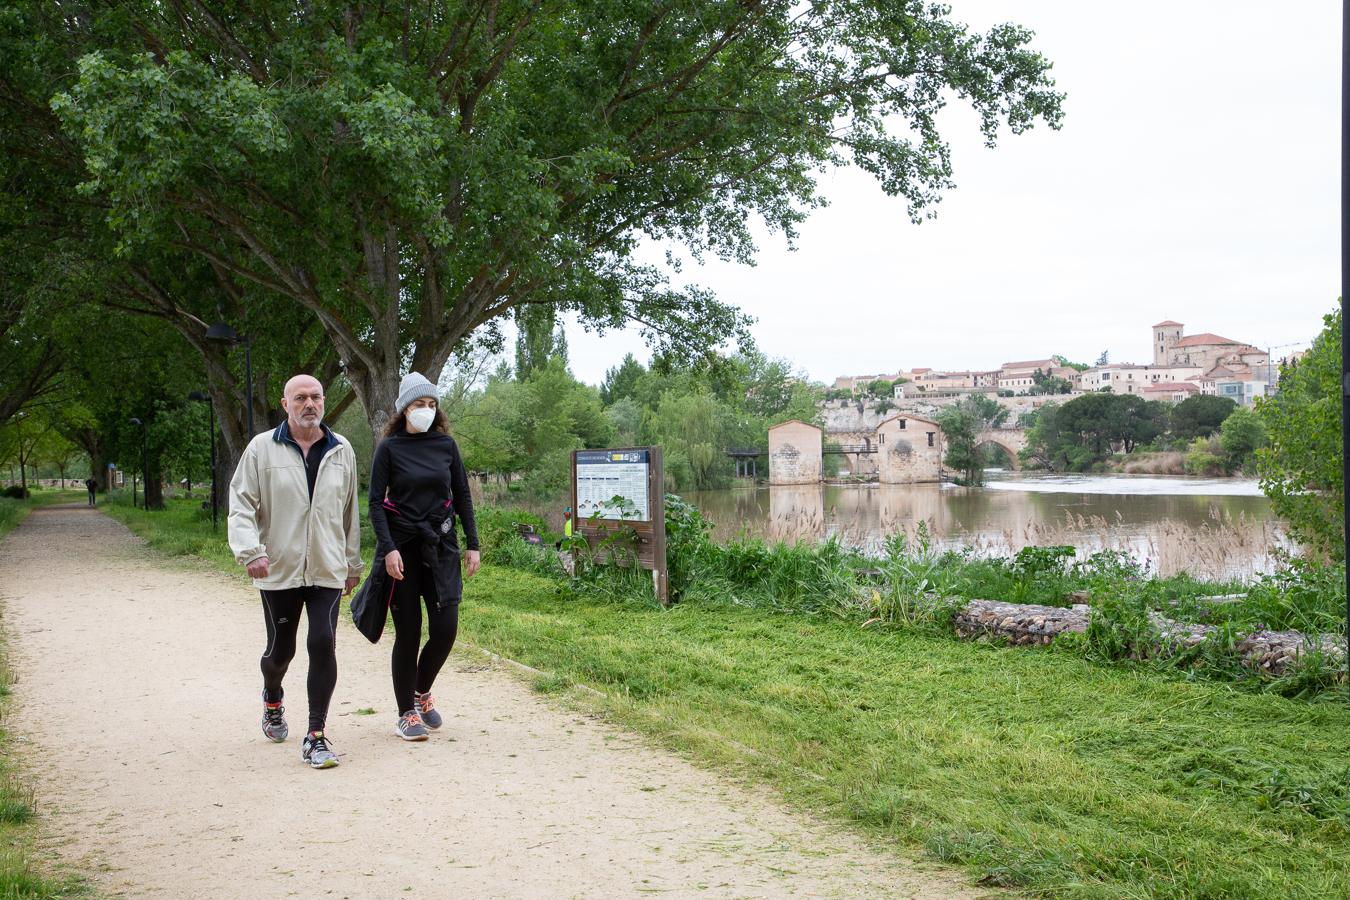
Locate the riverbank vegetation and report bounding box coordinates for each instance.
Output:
[98,492,1350,899]
[1019,392,1269,476]
[447,343,822,496]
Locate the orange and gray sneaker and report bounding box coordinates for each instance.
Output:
[396,709,429,741]
[261,694,288,743]
[414,691,443,730]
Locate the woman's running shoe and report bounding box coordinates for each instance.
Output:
[414,691,442,729]
[300,731,339,768]
[261,695,288,743]
[396,710,429,741]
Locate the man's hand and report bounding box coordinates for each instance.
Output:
[464,549,481,579]
[344,574,360,596]
[246,556,270,579]
[385,549,404,580]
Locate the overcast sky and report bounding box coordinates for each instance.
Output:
[557,1,1339,387]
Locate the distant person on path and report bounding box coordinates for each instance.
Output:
[228,374,362,769]
[368,372,480,742]
[84,478,96,507]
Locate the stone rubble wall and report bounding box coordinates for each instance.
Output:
[953,598,1344,676]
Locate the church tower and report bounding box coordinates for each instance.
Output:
[1153,320,1183,366]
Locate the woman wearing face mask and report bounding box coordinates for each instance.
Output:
[368,372,481,741]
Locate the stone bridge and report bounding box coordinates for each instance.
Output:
[976,427,1027,470]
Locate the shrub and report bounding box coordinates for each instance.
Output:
[0,486,28,500]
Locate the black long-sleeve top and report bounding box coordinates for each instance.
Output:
[368,430,479,557]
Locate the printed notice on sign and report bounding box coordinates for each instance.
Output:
[575,449,651,521]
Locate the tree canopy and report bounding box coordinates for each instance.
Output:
[4,0,1062,459]
[1256,307,1342,560]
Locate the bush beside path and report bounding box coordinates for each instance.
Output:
[0,506,969,898]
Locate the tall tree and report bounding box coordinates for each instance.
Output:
[1256,308,1341,560]
[28,0,1061,437]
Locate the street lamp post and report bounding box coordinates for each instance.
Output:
[206,322,255,438]
[129,417,145,509]
[188,391,218,529]
[1342,0,1349,683]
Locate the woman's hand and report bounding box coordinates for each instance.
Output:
[464,549,481,579]
[384,549,405,580]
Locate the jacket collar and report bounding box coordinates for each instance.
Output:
[273,420,339,454]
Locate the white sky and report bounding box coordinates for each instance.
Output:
[560,1,1340,387]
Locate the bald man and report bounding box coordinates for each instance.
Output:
[228,375,362,769]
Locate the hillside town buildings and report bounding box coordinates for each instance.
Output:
[833,319,1289,407]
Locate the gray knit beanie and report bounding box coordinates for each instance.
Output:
[395,372,438,415]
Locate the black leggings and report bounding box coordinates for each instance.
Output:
[259,586,340,733]
[390,545,460,716]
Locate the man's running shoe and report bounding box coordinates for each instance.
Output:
[261,695,288,743]
[414,691,443,730]
[300,731,339,769]
[396,710,429,741]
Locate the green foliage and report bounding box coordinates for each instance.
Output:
[1028,367,1072,394]
[1184,436,1225,476]
[25,0,1064,440]
[1218,406,1267,472]
[1257,307,1343,561]
[1171,394,1238,442]
[936,394,1006,485]
[1022,394,1169,471]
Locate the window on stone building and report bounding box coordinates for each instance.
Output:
[927,432,935,447]
[898,419,906,429]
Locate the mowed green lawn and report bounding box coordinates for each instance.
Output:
[461,567,1350,899]
[96,497,1350,898]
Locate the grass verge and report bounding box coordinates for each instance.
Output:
[459,566,1350,898]
[99,494,1350,897]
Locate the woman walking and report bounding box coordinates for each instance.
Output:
[368,372,481,741]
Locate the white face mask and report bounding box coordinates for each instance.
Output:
[407,407,436,433]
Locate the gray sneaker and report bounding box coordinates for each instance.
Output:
[415,691,443,730]
[261,696,288,743]
[301,731,339,768]
[396,710,429,741]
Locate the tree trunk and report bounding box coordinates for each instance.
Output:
[145,458,165,510]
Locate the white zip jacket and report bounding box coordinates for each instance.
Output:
[227,423,363,590]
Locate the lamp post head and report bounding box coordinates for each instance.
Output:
[187,391,209,402]
[205,322,241,343]
[129,417,143,426]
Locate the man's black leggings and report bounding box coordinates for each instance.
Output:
[259,586,340,734]
[390,545,460,716]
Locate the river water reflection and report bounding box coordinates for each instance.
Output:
[683,473,1282,579]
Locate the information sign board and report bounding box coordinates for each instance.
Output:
[570,447,668,604]
[575,449,652,521]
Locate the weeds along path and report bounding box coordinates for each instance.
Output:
[0,506,974,899]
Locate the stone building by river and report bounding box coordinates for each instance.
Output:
[876,413,944,483]
[767,420,823,485]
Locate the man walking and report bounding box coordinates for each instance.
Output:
[84,477,96,507]
[228,375,362,769]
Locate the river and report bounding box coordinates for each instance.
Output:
[682,473,1283,580]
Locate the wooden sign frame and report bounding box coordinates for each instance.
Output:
[570,446,668,604]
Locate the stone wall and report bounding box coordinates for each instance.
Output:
[768,420,823,485]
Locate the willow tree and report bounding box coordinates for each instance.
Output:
[40,1,1062,434]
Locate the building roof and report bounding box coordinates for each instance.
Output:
[877,412,940,429]
[1153,319,1184,327]
[1173,333,1241,348]
[768,419,822,433]
[909,367,932,374]
[1001,358,1057,370]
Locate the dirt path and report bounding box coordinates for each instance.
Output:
[1,507,975,899]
